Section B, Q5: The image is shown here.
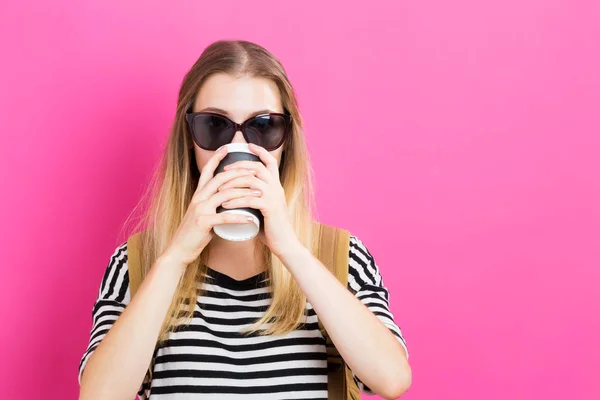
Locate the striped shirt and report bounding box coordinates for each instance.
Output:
[79,235,408,399]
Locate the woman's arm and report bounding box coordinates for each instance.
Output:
[219,144,411,398]
[79,250,186,400]
[277,239,412,400]
[79,149,267,399]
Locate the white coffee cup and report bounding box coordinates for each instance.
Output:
[212,143,263,241]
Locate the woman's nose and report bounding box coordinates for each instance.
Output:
[230,131,247,144]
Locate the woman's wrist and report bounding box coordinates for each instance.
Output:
[275,239,311,270]
[155,249,189,275]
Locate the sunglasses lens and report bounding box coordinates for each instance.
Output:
[245,115,288,150]
[191,114,234,150]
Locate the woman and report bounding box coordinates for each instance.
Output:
[78,40,411,400]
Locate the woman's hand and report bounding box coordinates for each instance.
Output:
[163,147,261,267]
[218,143,301,258]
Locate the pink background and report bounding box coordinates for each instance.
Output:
[1,1,599,399]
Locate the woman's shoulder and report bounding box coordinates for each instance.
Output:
[105,240,129,264]
[109,241,129,264]
[347,233,385,288]
[348,233,376,264]
[92,241,131,306]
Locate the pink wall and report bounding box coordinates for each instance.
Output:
[1,1,598,399]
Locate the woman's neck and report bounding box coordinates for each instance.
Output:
[206,235,266,281]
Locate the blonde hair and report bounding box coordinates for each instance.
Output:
[120,40,318,342]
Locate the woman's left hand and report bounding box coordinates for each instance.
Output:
[218,143,301,258]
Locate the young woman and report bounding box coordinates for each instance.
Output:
[78,40,411,400]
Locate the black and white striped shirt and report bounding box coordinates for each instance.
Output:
[79,235,408,399]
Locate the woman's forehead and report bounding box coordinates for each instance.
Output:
[194,73,283,119]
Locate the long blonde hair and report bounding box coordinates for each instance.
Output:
[120,40,318,342]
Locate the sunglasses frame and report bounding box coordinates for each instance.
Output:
[185,104,293,151]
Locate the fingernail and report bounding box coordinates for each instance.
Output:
[251,190,262,196]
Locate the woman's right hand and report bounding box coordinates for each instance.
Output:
[162,147,260,267]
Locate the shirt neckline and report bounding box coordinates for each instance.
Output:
[203,265,270,290]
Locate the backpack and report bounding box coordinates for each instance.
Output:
[126,221,361,400]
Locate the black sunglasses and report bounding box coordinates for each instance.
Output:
[185,105,292,151]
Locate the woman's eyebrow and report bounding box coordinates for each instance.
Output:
[199,107,277,117]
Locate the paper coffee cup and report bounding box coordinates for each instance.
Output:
[212,143,264,241]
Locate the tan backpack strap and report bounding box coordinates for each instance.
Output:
[126,232,143,298]
[313,222,359,400]
[314,222,350,282]
[314,222,350,335]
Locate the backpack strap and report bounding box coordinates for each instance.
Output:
[127,232,143,298]
[313,222,361,400]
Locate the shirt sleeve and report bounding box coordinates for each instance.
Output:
[346,234,409,394]
[78,242,148,399]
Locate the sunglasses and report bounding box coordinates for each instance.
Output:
[185,106,293,151]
